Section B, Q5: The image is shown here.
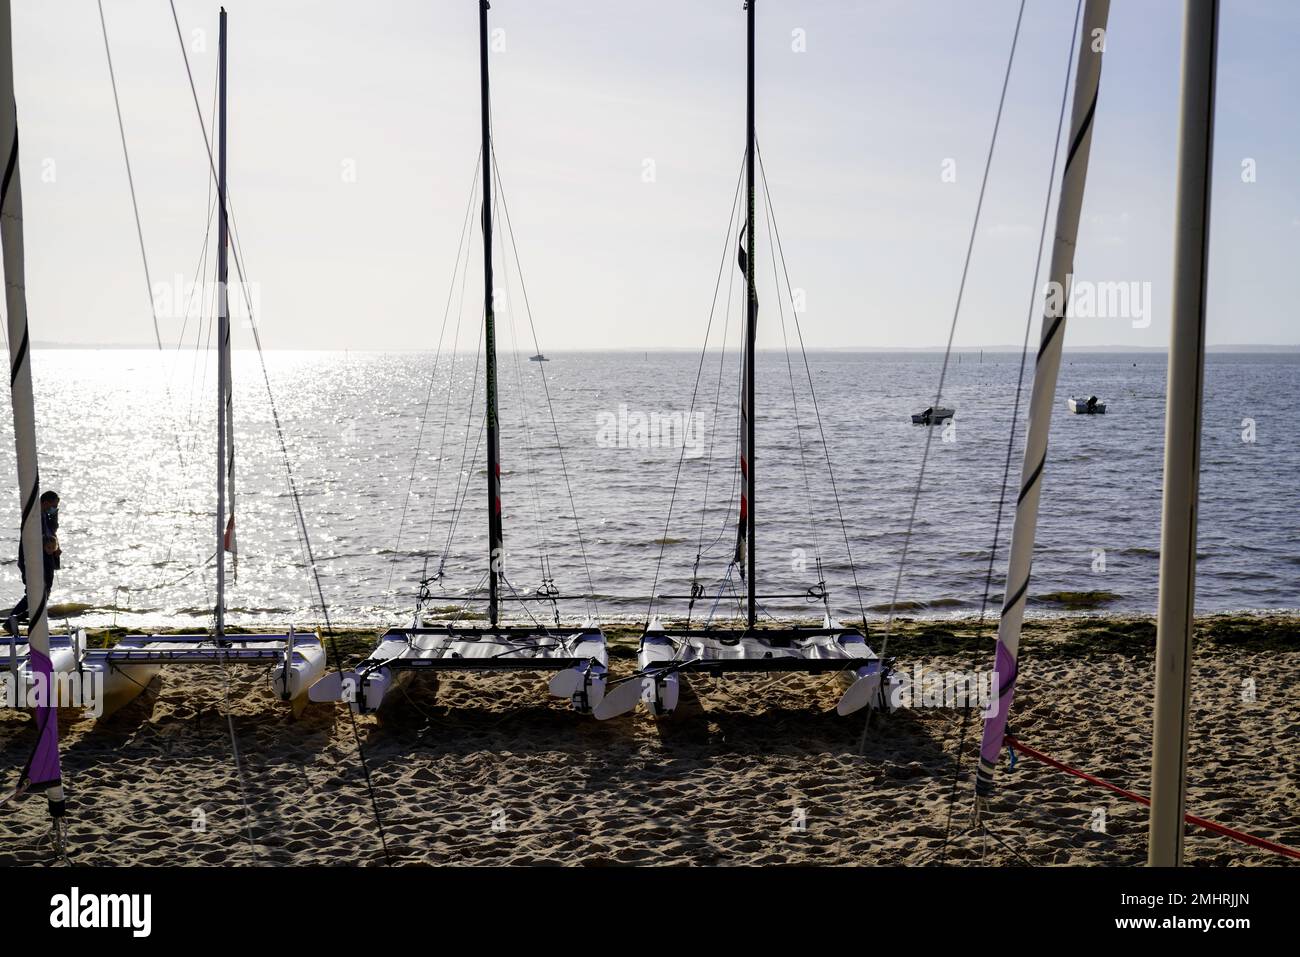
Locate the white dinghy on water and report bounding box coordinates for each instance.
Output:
[310,0,606,716]
[80,8,324,717]
[597,0,898,723]
[1066,395,1106,414]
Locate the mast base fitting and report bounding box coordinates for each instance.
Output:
[41,784,67,818]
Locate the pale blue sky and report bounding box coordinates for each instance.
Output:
[8,0,1299,349]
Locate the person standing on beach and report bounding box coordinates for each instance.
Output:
[7,490,61,634]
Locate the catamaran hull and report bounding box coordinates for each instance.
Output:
[638,631,680,717]
[7,635,159,717]
[80,633,326,716]
[620,621,898,719]
[309,625,609,716]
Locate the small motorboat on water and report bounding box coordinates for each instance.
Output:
[1067,395,1106,414]
[911,406,955,425]
[529,353,548,362]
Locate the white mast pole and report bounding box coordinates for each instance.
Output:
[215,8,229,640]
[0,0,64,820]
[976,0,1111,800]
[1149,0,1219,868]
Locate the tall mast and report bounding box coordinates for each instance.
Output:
[0,0,64,821]
[1149,0,1218,867]
[215,8,229,639]
[976,0,1111,799]
[479,0,503,625]
[743,0,756,628]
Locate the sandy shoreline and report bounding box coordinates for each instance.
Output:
[2,614,1297,866]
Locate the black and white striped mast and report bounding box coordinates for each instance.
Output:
[479,0,503,625]
[1149,0,1219,868]
[1,0,65,823]
[215,7,230,640]
[976,0,1111,799]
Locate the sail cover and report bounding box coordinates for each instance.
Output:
[1,0,63,795]
[733,226,755,575]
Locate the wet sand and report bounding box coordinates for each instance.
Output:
[2,614,1297,866]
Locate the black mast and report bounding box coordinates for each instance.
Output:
[216,7,229,640]
[744,0,757,627]
[479,0,503,625]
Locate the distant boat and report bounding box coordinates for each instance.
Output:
[529,353,548,362]
[911,406,955,425]
[1067,395,1106,414]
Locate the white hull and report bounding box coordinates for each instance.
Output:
[1067,397,1106,414]
[615,618,901,719]
[310,623,609,716]
[7,630,325,717]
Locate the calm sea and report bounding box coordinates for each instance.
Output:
[2,349,1296,629]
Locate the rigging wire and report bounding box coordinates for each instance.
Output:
[645,154,747,623]
[491,160,554,602]
[384,151,482,609]
[692,180,742,584]
[941,0,1083,862]
[491,146,601,621]
[98,2,260,855]
[99,1,216,597]
[758,157,826,599]
[97,0,162,352]
[756,146,867,631]
[167,0,391,863]
[419,196,481,589]
[858,0,1028,758]
[433,316,486,585]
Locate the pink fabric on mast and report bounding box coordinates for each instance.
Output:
[977,641,1018,787]
[25,647,62,788]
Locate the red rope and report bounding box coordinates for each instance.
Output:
[1005,735,1300,861]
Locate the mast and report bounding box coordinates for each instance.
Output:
[743,0,756,627]
[0,0,64,821]
[1149,0,1218,867]
[976,0,1111,799]
[215,7,229,639]
[479,0,503,625]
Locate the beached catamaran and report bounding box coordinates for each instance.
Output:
[85,8,325,717]
[310,0,607,716]
[597,0,899,722]
[3,9,327,719]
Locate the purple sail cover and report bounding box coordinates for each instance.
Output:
[26,647,62,788]
[978,640,1018,768]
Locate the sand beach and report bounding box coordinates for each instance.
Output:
[3,613,1295,867]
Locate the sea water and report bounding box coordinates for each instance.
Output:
[2,349,1295,628]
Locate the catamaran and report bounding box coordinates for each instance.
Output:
[596,0,899,722]
[5,9,325,719]
[309,0,607,716]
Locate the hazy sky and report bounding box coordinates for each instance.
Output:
[8,0,1299,350]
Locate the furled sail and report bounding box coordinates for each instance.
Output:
[223,290,236,579]
[976,0,1110,800]
[733,225,755,576]
[1,0,64,820]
